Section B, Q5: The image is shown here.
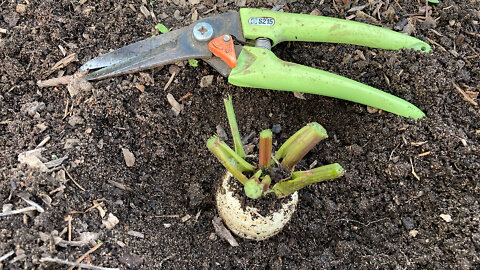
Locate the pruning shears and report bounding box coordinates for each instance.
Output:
[80,8,431,119]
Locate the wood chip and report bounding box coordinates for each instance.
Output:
[409,230,419,237]
[122,148,135,167]
[212,216,239,247]
[181,214,191,222]
[127,230,144,238]
[411,141,428,146]
[108,180,133,191]
[135,84,145,92]
[0,28,7,34]
[140,5,150,18]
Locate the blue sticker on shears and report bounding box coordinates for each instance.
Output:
[248,17,275,26]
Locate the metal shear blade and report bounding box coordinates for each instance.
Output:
[80,12,245,81]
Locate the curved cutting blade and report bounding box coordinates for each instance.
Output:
[80,12,245,81]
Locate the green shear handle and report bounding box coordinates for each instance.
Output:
[229,9,430,119]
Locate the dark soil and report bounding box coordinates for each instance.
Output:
[1,0,479,269]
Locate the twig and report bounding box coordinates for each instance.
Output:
[425,37,446,52]
[158,254,175,268]
[163,72,176,91]
[36,135,51,148]
[19,195,45,213]
[67,242,104,270]
[40,257,119,270]
[62,165,86,191]
[155,214,180,218]
[452,81,478,106]
[335,217,388,227]
[409,157,420,181]
[418,151,431,157]
[0,28,6,34]
[0,251,14,263]
[393,0,403,10]
[62,98,69,120]
[178,92,192,102]
[0,206,37,217]
[466,32,480,38]
[43,53,78,78]
[37,75,73,88]
[65,215,72,241]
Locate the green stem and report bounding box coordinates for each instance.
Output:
[273,163,344,198]
[207,136,254,184]
[258,129,273,168]
[275,122,328,169]
[224,96,246,158]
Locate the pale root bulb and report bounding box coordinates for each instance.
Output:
[216,172,298,241]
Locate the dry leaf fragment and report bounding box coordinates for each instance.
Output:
[167,93,184,116]
[293,92,306,100]
[440,214,452,222]
[212,216,239,247]
[103,213,119,229]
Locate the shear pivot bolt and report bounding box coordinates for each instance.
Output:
[223,35,230,42]
[193,22,214,42]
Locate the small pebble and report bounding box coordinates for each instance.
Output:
[216,125,228,141]
[16,4,26,13]
[200,75,214,87]
[402,217,415,230]
[271,124,282,134]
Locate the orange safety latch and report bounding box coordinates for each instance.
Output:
[208,34,237,68]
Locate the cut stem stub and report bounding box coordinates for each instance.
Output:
[273,163,345,198]
[275,122,328,169]
[258,129,273,168]
[207,136,254,184]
